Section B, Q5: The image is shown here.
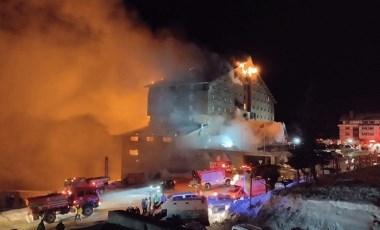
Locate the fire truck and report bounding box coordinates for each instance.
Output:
[64,176,110,194]
[190,168,232,190]
[26,185,100,224]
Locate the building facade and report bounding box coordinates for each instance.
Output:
[121,59,284,181]
[147,63,276,127]
[338,111,380,145]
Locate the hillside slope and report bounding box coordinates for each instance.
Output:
[219,166,380,230]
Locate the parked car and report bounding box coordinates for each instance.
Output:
[150,179,176,193]
[161,179,176,190]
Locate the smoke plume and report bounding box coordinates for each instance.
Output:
[0,0,211,190]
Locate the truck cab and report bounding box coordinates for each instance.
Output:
[66,186,100,216]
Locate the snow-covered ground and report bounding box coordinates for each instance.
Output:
[3,167,380,230]
[210,166,380,230]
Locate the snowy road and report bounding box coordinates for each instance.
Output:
[0,182,233,230]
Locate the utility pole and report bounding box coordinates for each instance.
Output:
[105,156,109,178]
[249,171,253,209]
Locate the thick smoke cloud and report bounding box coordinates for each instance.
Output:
[0,0,210,190]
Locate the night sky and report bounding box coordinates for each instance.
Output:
[124,0,380,138]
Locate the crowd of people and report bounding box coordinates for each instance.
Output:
[140,193,167,215]
[36,219,65,230]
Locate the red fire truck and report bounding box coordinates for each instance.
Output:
[64,176,110,194]
[26,185,100,224]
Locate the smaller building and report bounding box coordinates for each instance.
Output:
[338,111,380,145]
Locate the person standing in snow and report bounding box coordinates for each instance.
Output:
[56,220,65,230]
[36,219,45,230]
[147,196,152,213]
[160,193,167,204]
[74,206,82,221]
[141,198,147,214]
[154,194,160,205]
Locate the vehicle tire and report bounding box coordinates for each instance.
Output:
[225,179,231,186]
[212,206,219,214]
[82,205,94,216]
[204,183,211,190]
[43,212,56,224]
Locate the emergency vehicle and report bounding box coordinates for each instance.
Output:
[26,185,100,224]
[191,168,232,190]
[155,192,209,226]
[64,176,109,194]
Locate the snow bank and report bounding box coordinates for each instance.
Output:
[226,184,380,230]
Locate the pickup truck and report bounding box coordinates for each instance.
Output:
[207,194,234,213]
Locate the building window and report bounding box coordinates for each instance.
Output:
[163,137,172,142]
[218,107,221,111]
[189,105,193,111]
[130,136,139,141]
[146,136,154,142]
[129,149,138,156]
[189,94,194,101]
[211,106,215,111]
[345,127,350,130]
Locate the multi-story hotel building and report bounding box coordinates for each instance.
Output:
[338,111,380,145]
[120,58,288,180]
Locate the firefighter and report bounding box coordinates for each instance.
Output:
[56,220,65,230]
[74,206,82,221]
[36,219,45,230]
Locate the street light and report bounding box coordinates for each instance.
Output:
[293,137,301,145]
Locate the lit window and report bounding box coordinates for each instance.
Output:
[163,137,172,142]
[146,136,154,142]
[130,150,138,156]
[130,136,139,141]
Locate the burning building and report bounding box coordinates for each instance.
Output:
[120,57,289,180]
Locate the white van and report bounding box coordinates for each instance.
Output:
[155,193,209,226]
[168,192,200,200]
[231,223,263,230]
